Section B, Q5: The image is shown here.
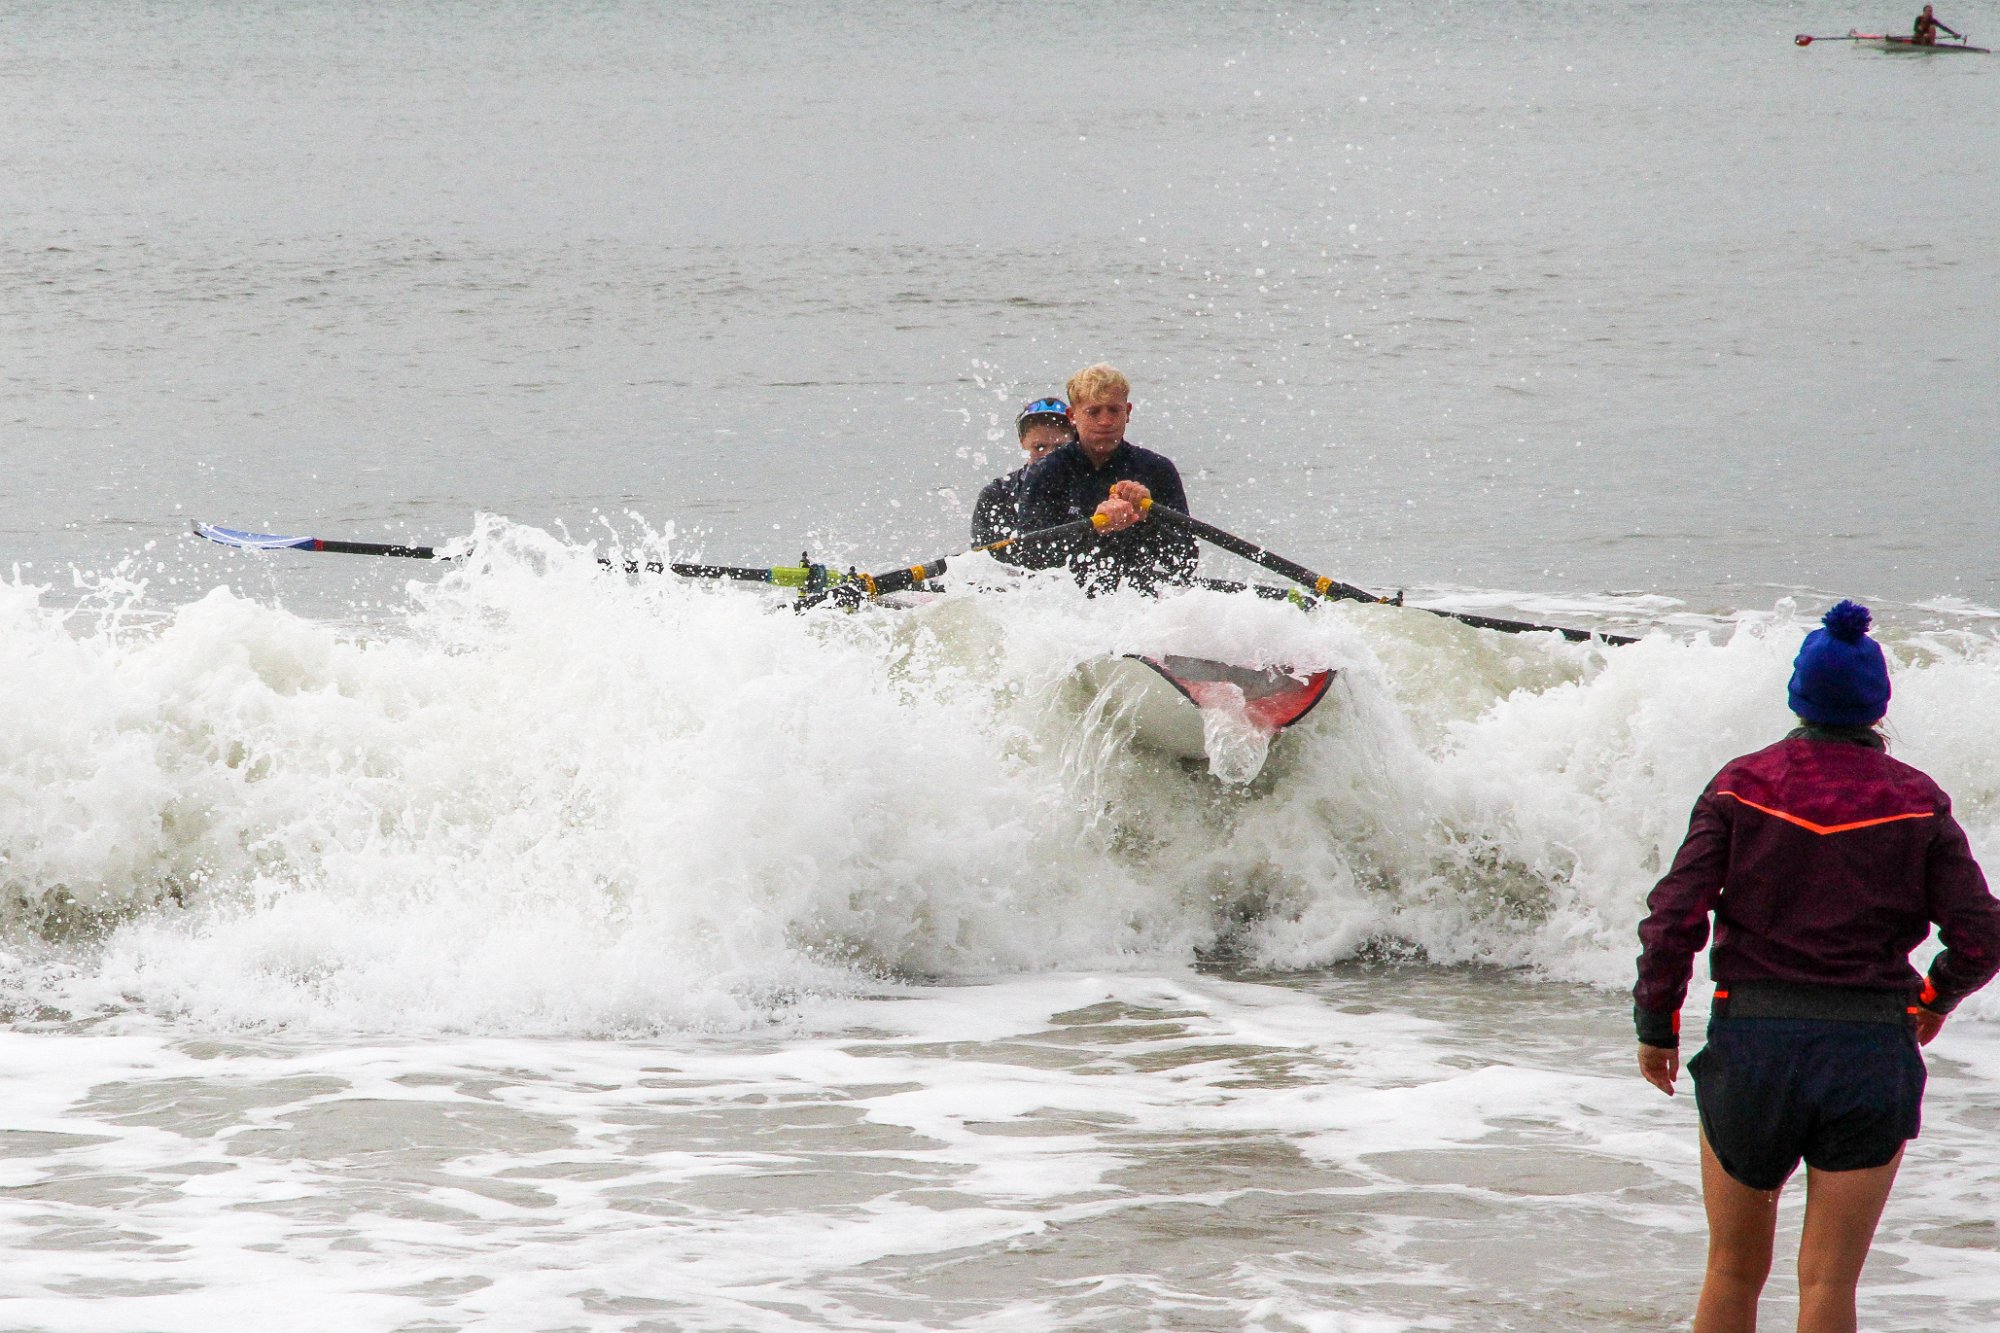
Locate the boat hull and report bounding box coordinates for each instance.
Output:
[1078,654,1334,762]
[1857,34,1990,52]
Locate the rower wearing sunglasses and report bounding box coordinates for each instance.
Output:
[970,395,1077,552]
[1012,363,1197,594]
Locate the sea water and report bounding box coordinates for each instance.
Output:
[4,2,2000,1329]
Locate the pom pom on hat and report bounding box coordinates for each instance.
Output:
[1788,600,1890,727]
[1821,599,1871,643]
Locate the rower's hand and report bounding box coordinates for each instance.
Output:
[1915,1007,1946,1046]
[1638,1043,1679,1097]
[1108,480,1152,508]
[1093,498,1141,532]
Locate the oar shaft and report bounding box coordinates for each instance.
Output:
[840,514,1110,601]
[651,560,810,584]
[1149,506,1383,604]
[1152,506,1637,645]
[1191,576,1312,604]
[198,521,845,587]
[977,513,1108,563]
[305,547,824,588]
[1441,610,1636,645]
[311,538,440,559]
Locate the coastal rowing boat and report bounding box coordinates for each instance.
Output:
[1795,29,1991,51]
[194,520,1334,779]
[1077,654,1333,767]
[1852,29,1990,51]
[192,514,1638,781]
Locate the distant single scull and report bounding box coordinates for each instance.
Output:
[1795,28,1989,50]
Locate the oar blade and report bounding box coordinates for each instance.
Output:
[193,522,316,551]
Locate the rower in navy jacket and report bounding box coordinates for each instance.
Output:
[1013,363,1197,593]
[970,395,1075,552]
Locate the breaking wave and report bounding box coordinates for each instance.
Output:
[6,518,1999,1034]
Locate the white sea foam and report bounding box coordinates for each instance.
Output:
[5,522,2000,1036]
[4,971,1997,1331]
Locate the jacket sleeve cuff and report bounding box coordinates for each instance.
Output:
[1918,975,1960,1015]
[1634,1004,1680,1049]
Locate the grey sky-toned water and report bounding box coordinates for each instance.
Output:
[5,0,1996,615]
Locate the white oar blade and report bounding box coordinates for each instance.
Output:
[192,522,315,551]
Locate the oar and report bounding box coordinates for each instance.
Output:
[1148,507,1387,605]
[192,521,843,587]
[796,512,1114,608]
[1795,32,1877,45]
[1147,506,1639,645]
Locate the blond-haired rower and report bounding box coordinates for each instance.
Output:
[1013,364,1196,593]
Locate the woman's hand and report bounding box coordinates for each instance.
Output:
[1915,1008,1946,1046]
[1638,1044,1679,1096]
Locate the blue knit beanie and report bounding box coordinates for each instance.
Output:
[1788,600,1890,726]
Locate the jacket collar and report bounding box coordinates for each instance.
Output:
[1787,723,1887,750]
[1073,439,1130,471]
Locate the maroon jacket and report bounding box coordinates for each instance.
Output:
[1634,728,2000,1047]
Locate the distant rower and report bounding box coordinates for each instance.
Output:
[1913,4,1962,43]
[971,396,1075,550]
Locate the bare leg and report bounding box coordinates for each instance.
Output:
[1694,1128,1782,1333]
[1795,1150,1902,1333]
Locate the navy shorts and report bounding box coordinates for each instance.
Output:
[1688,1016,1925,1191]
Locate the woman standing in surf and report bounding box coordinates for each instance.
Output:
[1633,600,2000,1333]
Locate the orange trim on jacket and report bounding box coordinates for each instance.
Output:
[1715,789,1936,837]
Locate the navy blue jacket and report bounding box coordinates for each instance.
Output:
[970,468,1027,552]
[1014,440,1197,592]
